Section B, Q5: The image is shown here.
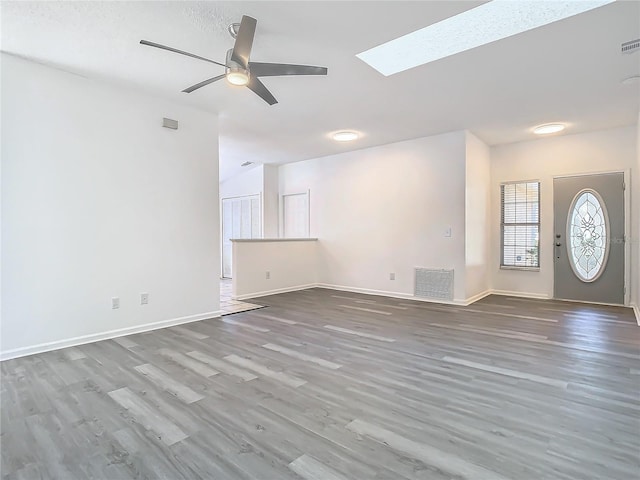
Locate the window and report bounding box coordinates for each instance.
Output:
[501,181,540,268]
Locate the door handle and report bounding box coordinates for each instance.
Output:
[555,242,561,247]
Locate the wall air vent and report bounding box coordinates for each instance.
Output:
[414,268,454,301]
[621,39,640,54]
[162,118,178,129]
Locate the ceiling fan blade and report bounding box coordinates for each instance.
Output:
[231,15,257,69]
[182,74,226,93]
[250,62,328,77]
[247,77,277,105]
[140,40,227,68]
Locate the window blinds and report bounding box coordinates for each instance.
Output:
[501,182,540,268]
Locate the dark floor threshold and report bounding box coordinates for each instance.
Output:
[221,305,268,317]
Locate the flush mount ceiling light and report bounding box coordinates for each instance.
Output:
[533,123,566,135]
[357,0,615,76]
[332,131,359,142]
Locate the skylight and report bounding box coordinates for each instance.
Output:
[357,0,615,76]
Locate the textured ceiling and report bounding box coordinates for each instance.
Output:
[2,1,639,181]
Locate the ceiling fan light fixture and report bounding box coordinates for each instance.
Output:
[226,70,249,86]
[141,15,327,105]
[533,123,565,135]
[332,131,359,142]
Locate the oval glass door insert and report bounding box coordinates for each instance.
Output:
[567,189,610,282]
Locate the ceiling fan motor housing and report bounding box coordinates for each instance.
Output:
[225,48,249,80]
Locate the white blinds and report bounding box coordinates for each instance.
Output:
[501,182,540,268]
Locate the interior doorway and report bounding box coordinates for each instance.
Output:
[221,194,261,278]
[553,173,625,305]
[219,193,264,315]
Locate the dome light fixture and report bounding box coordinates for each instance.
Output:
[332,131,359,142]
[533,123,565,135]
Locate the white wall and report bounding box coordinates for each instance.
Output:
[465,132,491,299]
[1,54,220,358]
[262,165,279,238]
[219,165,263,200]
[635,114,640,319]
[279,131,469,302]
[490,126,637,299]
[232,239,318,299]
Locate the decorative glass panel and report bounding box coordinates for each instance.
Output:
[567,189,609,282]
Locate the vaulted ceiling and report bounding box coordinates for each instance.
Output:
[2,1,639,181]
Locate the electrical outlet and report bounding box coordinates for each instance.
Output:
[111,297,120,309]
[140,293,149,305]
[266,271,271,280]
[390,273,395,280]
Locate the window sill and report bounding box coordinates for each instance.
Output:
[500,266,540,272]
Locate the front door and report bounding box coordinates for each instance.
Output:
[553,173,625,304]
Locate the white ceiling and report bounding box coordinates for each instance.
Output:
[2,1,639,181]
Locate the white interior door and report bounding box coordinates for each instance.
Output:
[282,192,309,238]
[221,194,261,278]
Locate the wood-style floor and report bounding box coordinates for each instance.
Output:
[2,289,639,479]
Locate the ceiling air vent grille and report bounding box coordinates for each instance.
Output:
[414,268,454,301]
[621,39,640,54]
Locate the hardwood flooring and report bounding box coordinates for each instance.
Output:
[1,289,639,479]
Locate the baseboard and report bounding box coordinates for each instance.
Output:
[632,303,640,326]
[490,289,550,300]
[235,284,318,301]
[316,283,468,306]
[463,290,493,306]
[0,310,222,362]
[236,283,547,307]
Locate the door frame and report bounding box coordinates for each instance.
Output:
[552,169,631,306]
[220,192,263,278]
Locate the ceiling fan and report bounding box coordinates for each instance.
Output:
[140,15,328,106]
